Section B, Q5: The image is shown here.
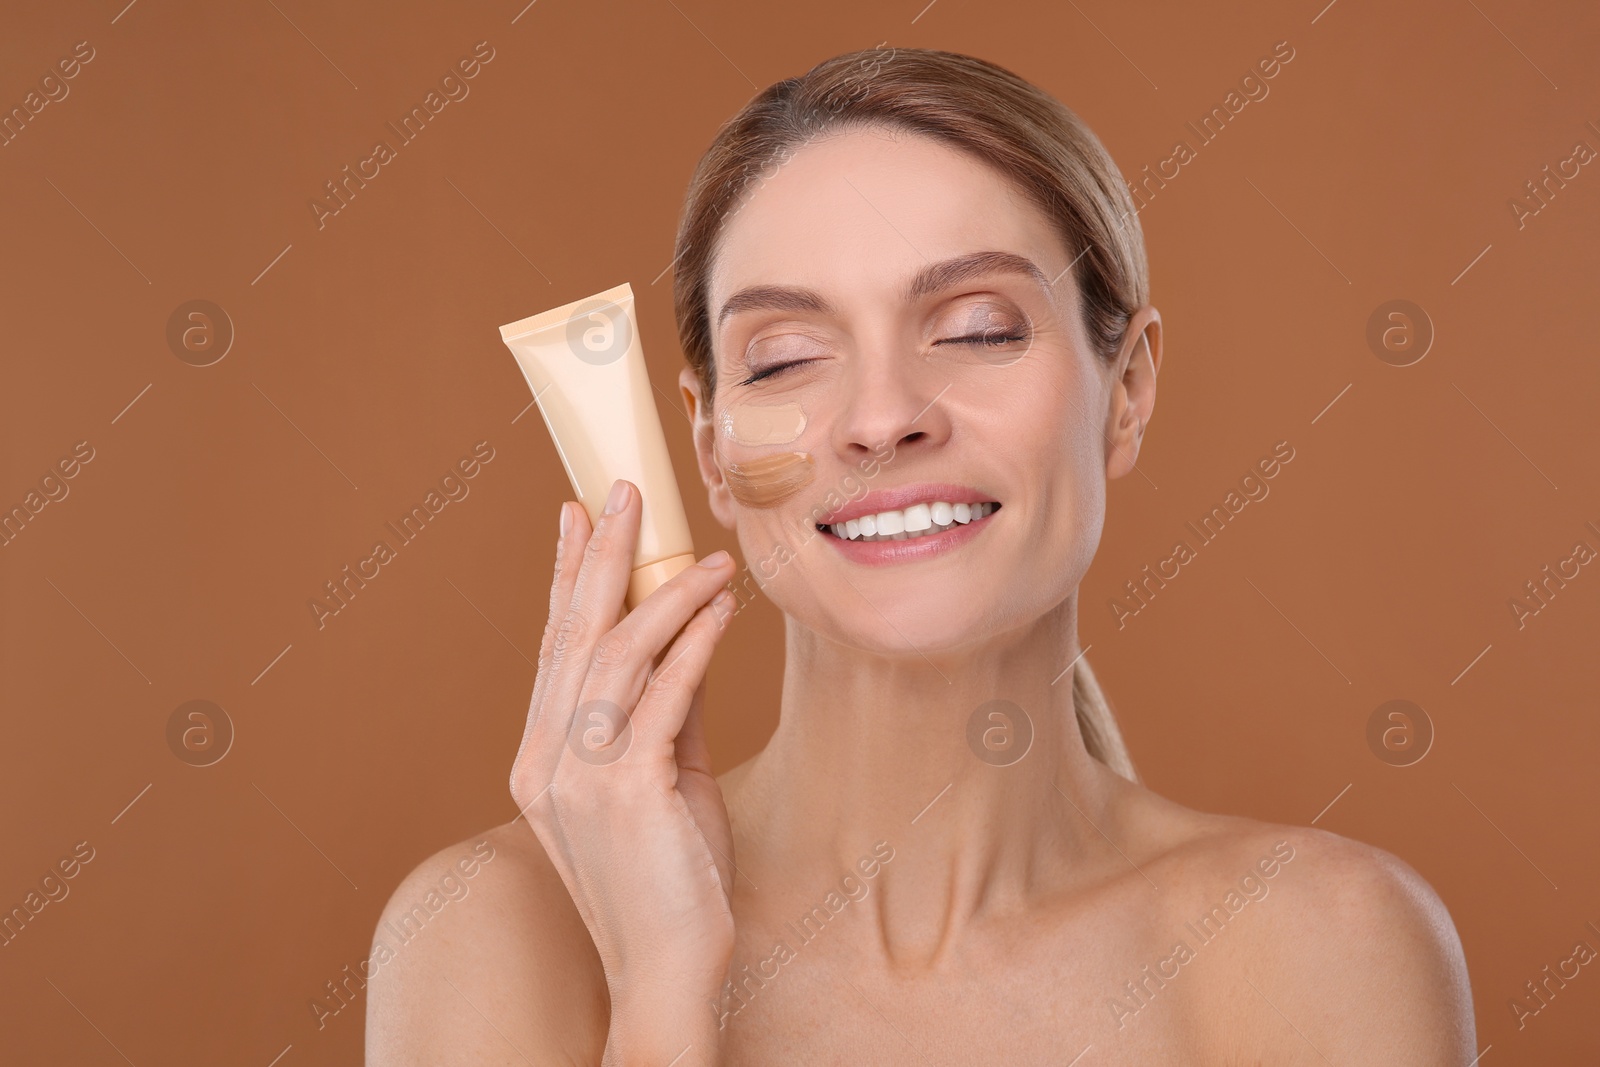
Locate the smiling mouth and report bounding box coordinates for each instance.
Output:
[818,501,1001,543]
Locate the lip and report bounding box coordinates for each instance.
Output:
[813,483,998,526]
[824,506,997,565]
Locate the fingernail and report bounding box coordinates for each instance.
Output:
[559,502,572,538]
[603,480,631,515]
[698,550,731,569]
[712,589,735,611]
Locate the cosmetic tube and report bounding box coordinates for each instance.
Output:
[499,282,696,609]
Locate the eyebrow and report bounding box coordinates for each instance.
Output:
[715,250,1052,330]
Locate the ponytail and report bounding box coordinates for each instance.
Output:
[1072,655,1138,782]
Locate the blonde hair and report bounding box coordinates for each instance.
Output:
[671,47,1146,780]
[1073,656,1138,782]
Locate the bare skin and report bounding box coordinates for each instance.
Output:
[367,127,1476,1065]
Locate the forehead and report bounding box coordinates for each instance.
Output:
[708,126,1071,315]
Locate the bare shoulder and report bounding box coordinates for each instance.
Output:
[1146,805,1476,1064]
[364,819,607,1066]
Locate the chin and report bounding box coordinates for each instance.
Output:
[787,571,1037,660]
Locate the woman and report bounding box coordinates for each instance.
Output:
[369,47,1475,1064]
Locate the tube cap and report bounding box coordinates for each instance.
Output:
[626,553,698,610]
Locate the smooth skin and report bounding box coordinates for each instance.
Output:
[367,127,1476,1065]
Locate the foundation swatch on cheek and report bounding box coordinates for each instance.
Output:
[719,401,807,446]
[724,451,816,508]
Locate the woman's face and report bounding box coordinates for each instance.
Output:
[685,125,1157,657]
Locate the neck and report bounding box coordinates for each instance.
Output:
[728,594,1125,965]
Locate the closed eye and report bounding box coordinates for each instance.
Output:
[738,360,810,386]
[936,333,1029,347]
[743,333,1026,382]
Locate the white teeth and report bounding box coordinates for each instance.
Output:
[823,500,998,542]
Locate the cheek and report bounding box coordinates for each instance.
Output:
[715,392,893,605]
[712,396,830,579]
[1035,355,1108,476]
[973,352,1101,472]
[721,399,807,446]
[716,399,816,509]
[986,358,1108,565]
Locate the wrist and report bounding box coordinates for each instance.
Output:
[604,986,724,1067]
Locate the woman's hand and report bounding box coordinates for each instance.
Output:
[510,479,739,1066]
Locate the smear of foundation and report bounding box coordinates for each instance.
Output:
[724,451,816,508]
[719,401,807,446]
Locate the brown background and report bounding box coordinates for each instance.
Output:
[2,0,1597,1062]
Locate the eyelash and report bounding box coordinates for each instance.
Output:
[737,330,1029,386]
[936,332,1029,347]
[739,362,802,386]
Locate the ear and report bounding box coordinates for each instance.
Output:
[679,365,738,530]
[1104,307,1162,481]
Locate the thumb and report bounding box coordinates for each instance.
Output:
[675,679,735,896]
[676,677,714,778]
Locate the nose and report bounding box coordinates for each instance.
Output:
[831,345,952,461]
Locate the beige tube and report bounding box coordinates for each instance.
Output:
[499,282,696,609]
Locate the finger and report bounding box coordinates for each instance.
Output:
[535,500,590,675]
[521,479,646,796]
[527,501,591,733]
[573,549,736,721]
[678,675,732,895]
[629,589,737,752]
[535,479,644,746]
[677,676,734,894]
[513,500,594,812]
[675,675,714,779]
[512,505,588,796]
